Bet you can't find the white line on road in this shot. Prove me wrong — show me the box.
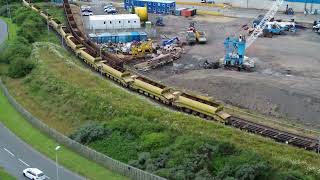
[18,158,30,167]
[45,175,51,179]
[3,148,15,157]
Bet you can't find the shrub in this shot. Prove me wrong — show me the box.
[69,122,111,144]
[0,37,32,64]
[141,132,171,151]
[8,57,34,78]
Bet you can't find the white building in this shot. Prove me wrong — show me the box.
[89,14,141,30]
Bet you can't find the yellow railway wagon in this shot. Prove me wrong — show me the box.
[31,5,40,12]
[23,0,30,7]
[59,26,68,37]
[173,93,224,120]
[131,76,171,102]
[101,64,129,81]
[49,18,61,30]
[39,11,49,20]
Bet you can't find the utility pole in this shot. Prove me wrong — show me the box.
[318,136,320,154]
[55,146,60,180]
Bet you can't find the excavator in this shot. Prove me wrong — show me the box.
[130,40,153,58]
[186,22,207,44]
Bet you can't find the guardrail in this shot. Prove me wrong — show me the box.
[0,79,166,180]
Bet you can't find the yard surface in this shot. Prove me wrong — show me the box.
[144,15,320,131]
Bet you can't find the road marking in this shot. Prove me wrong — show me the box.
[3,148,15,157]
[45,175,51,179]
[18,159,30,167]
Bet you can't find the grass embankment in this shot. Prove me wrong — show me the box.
[0,167,15,180]
[0,75,127,180]
[3,42,320,179]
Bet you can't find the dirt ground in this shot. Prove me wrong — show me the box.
[77,2,320,130]
[142,15,320,130]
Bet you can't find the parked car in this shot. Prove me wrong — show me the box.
[103,4,113,10]
[82,11,93,16]
[201,0,215,4]
[104,7,117,14]
[81,5,91,12]
[23,168,46,180]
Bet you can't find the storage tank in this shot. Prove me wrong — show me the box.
[135,7,148,21]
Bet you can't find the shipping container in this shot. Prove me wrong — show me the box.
[96,32,148,44]
[181,9,192,17]
[175,8,186,16]
[139,32,148,41]
[125,0,175,15]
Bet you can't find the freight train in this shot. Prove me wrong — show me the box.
[21,0,320,152]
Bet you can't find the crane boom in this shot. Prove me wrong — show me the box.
[245,0,284,49]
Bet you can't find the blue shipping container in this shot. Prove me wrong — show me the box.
[124,0,176,14]
[97,32,148,44]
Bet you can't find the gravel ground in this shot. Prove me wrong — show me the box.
[141,15,320,130]
[76,1,320,130]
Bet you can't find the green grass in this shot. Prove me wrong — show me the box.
[0,167,15,180]
[0,80,127,180]
[4,42,320,179]
[35,2,66,24]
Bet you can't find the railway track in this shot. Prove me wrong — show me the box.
[24,0,320,153]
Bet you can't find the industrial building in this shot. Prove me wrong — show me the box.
[124,0,176,14]
[89,14,141,30]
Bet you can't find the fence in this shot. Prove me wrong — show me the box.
[0,79,166,180]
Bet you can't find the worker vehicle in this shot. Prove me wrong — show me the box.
[130,41,153,58]
[23,168,46,180]
[82,11,93,16]
[313,20,320,33]
[104,7,117,14]
[162,37,179,46]
[195,31,207,43]
[155,17,164,26]
[223,36,254,71]
[81,5,91,12]
[201,0,215,3]
[284,5,294,15]
[186,31,196,45]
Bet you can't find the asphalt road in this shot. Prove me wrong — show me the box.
[0,123,84,180]
[0,19,8,44]
[0,19,83,180]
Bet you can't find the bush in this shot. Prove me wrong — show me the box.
[16,11,45,43]
[8,57,34,78]
[280,170,312,180]
[141,132,171,151]
[69,122,111,144]
[0,37,32,64]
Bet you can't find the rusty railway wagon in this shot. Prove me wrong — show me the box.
[22,0,320,152]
